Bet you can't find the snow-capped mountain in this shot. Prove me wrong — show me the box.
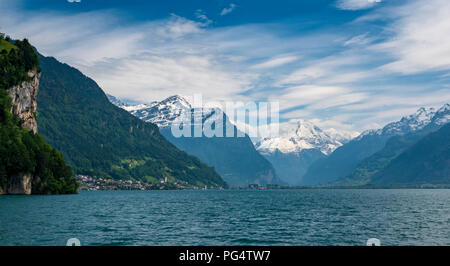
[358,104,450,139]
[430,103,450,126]
[323,128,360,145]
[255,120,357,156]
[254,120,358,185]
[107,94,126,107]
[303,103,450,186]
[108,94,219,128]
[107,94,282,187]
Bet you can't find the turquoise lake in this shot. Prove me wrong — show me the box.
[0,189,449,246]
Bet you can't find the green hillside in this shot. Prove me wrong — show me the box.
[0,39,17,53]
[372,123,450,185]
[36,54,227,188]
[0,35,77,194]
[334,130,433,186]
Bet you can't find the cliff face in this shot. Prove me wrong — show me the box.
[1,70,40,195]
[1,38,78,195]
[6,173,32,195]
[8,70,40,134]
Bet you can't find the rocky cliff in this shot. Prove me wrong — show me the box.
[1,70,40,195]
[0,37,77,195]
[8,70,40,134]
[5,173,32,195]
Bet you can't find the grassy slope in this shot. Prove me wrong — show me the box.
[0,39,17,52]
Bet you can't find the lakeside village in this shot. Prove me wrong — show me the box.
[76,175,450,190]
[75,175,280,191]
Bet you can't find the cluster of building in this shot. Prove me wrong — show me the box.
[75,175,197,191]
[75,175,283,191]
[229,184,282,190]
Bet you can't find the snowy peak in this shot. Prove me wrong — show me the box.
[323,128,360,144]
[437,103,450,112]
[432,103,450,126]
[107,94,155,112]
[107,94,127,107]
[291,120,322,139]
[255,120,355,155]
[359,103,450,138]
[108,94,223,128]
[158,95,192,110]
[383,106,435,134]
[131,95,192,127]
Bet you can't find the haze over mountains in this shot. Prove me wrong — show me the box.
[109,94,281,186]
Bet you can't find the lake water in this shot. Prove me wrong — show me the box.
[0,189,449,246]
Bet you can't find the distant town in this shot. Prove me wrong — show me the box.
[75,175,450,191]
[76,175,206,191]
[75,175,282,191]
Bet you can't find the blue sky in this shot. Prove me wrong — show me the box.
[1,0,450,133]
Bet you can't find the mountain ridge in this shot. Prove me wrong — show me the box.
[36,54,227,188]
[372,122,450,185]
[109,94,282,186]
[254,119,357,185]
[303,104,450,186]
[255,119,357,156]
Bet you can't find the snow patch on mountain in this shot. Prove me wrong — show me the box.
[108,94,223,128]
[108,94,359,156]
[323,128,360,144]
[358,104,450,140]
[255,120,357,155]
[432,103,450,125]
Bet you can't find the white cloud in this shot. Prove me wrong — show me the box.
[67,0,81,3]
[374,0,450,74]
[336,0,382,10]
[195,9,213,26]
[155,14,205,39]
[251,55,299,69]
[0,8,253,103]
[87,54,256,103]
[220,3,236,16]
[1,0,448,133]
[270,85,350,111]
[276,54,369,86]
[343,33,374,46]
[340,89,450,112]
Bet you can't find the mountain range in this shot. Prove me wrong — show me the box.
[36,53,227,188]
[303,104,450,186]
[371,122,450,185]
[108,94,281,186]
[255,120,357,185]
[110,92,450,187]
[2,34,448,192]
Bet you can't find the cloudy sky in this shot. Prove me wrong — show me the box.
[1,0,450,133]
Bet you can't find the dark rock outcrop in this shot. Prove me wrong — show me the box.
[6,173,32,195]
[8,70,40,134]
